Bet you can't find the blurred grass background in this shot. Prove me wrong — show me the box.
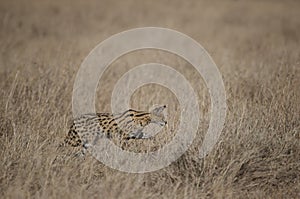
[0,0,299,198]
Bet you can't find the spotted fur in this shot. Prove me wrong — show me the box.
[63,105,167,153]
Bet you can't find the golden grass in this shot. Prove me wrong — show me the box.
[0,0,299,198]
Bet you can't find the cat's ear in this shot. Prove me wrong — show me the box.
[150,105,166,115]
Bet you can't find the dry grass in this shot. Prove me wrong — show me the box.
[0,0,300,198]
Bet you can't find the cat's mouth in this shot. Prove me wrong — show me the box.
[159,121,167,126]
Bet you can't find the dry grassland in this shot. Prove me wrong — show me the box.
[0,0,299,198]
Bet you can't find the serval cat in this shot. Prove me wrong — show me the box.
[63,105,167,154]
